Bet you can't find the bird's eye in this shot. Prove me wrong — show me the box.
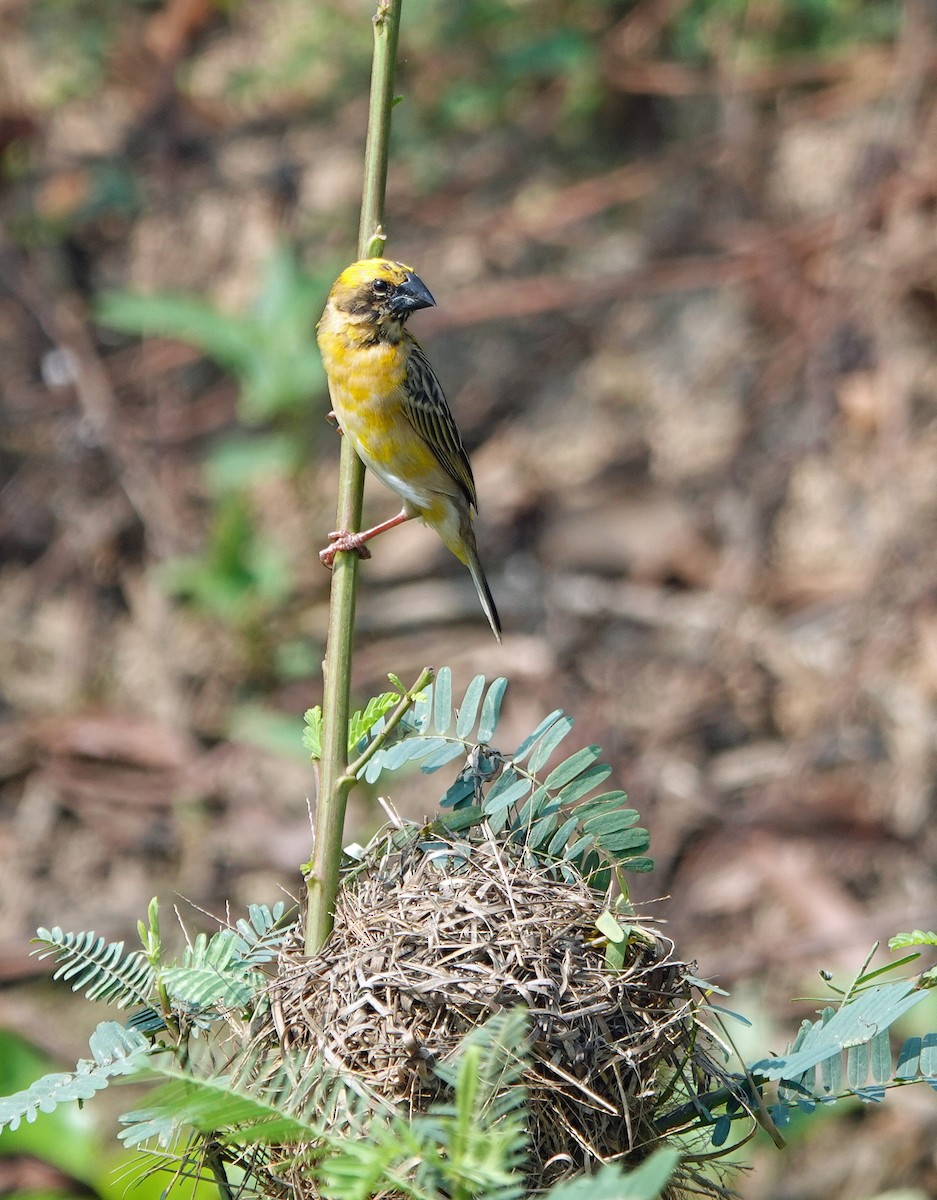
[372,278,389,295]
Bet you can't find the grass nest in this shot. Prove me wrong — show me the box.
[253,823,729,1197]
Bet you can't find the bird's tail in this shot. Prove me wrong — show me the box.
[450,524,501,643]
[466,542,502,643]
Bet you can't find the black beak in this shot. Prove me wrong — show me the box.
[389,272,436,315]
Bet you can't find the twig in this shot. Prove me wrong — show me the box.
[343,667,435,782]
[305,0,403,955]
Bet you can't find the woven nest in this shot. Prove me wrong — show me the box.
[256,826,723,1196]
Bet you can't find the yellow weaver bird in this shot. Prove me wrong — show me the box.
[316,258,502,642]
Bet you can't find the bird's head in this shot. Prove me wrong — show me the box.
[321,258,436,343]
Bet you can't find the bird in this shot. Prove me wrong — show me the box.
[316,258,502,642]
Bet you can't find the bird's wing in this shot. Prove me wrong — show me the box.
[402,336,478,510]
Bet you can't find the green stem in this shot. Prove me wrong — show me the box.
[305,0,403,955]
[345,667,435,780]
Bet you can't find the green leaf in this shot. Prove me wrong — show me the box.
[555,763,613,804]
[87,1023,149,1071]
[605,939,627,970]
[409,736,448,762]
[895,1036,921,1080]
[483,770,533,815]
[478,677,508,742]
[546,815,579,857]
[205,432,302,492]
[161,930,263,1009]
[750,982,929,1080]
[563,834,594,862]
[32,929,154,1009]
[160,490,292,622]
[512,708,565,763]
[317,1009,529,1200]
[0,1030,99,1181]
[846,1041,869,1090]
[889,929,937,950]
[705,1004,752,1027]
[711,1112,732,1146]
[0,1024,150,1134]
[543,1148,680,1200]
[544,746,602,791]
[348,692,399,752]
[595,912,628,943]
[586,863,612,894]
[229,705,306,761]
[439,807,487,834]
[526,714,575,773]
[233,902,290,967]
[581,809,639,837]
[512,787,553,832]
[585,825,649,855]
[119,1070,317,1149]
[420,741,467,773]
[456,675,486,738]
[853,953,923,988]
[412,688,433,733]
[361,752,386,784]
[440,775,476,808]
[302,707,322,759]
[380,738,435,771]
[96,292,256,372]
[869,1029,891,1084]
[527,814,559,850]
[820,1041,842,1095]
[574,791,633,820]
[433,667,453,734]
[486,804,511,835]
[920,1032,937,1079]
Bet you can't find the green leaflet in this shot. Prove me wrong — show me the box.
[340,670,654,884]
[0,1023,150,1133]
[32,929,154,1009]
[543,1149,680,1200]
[751,982,928,1080]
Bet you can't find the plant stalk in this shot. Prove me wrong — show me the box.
[305,0,403,955]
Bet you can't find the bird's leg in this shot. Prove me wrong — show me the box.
[319,509,413,568]
[325,410,343,435]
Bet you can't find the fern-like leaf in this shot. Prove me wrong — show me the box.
[351,671,653,882]
[752,981,928,1083]
[234,901,291,965]
[741,981,937,1129]
[889,929,937,949]
[120,1047,369,1151]
[543,1149,680,1200]
[32,928,155,1009]
[0,1022,150,1132]
[161,930,266,1009]
[322,1010,529,1200]
[120,1073,314,1149]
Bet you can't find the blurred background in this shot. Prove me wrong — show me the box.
[2,0,937,1195]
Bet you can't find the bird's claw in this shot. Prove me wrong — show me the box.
[325,410,343,435]
[318,530,372,569]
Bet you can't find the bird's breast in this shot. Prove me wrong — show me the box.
[318,331,449,511]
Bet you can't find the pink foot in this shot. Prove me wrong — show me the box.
[318,530,372,569]
[325,410,343,434]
